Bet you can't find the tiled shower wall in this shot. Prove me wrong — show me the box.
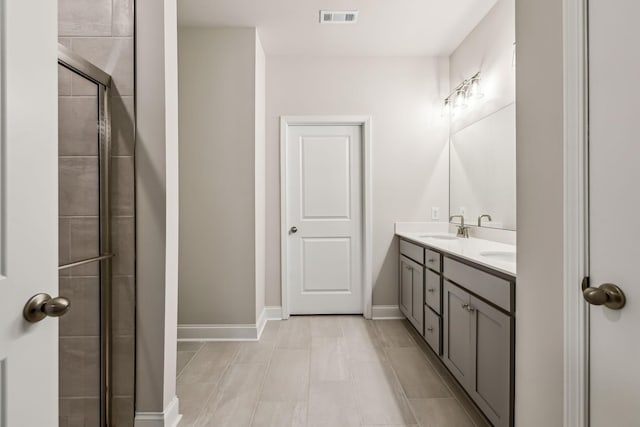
[58,0,135,425]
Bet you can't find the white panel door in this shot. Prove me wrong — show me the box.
[0,0,59,425]
[286,125,363,314]
[588,0,640,425]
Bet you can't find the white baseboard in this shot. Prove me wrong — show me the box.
[135,396,181,427]
[371,305,404,320]
[178,306,283,342]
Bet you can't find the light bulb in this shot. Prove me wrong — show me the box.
[467,77,483,100]
[453,89,467,109]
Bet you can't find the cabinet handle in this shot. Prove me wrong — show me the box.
[428,288,435,293]
[461,303,468,310]
[427,326,434,332]
[461,303,476,313]
[427,258,436,263]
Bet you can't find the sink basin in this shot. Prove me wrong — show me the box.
[479,250,516,263]
[419,233,458,240]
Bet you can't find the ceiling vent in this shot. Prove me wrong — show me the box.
[319,10,359,24]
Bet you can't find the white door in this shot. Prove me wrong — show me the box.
[588,0,640,425]
[0,0,59,425]
[285,124,363,314]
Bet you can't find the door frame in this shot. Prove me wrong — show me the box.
[280,116,373,320]
[563,0,590,425]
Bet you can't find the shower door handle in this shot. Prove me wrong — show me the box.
[23,293,71,322]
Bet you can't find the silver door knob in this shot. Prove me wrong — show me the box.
[582,278,626,310]
[290,226,298,234]
[23,293,71,323]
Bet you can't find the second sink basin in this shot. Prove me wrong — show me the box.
[479,250,516,263]
[419,233,458,240]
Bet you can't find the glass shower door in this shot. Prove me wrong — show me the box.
[58,46,113,426]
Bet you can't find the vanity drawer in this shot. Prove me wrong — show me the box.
[425,269,441,314]
[443,257,513,313]
[424,248,441,272]
[424,306,441,355]
[400,239,424,264]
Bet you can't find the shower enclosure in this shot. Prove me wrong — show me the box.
[58,44,115,426]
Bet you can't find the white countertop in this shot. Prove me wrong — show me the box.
[396,231,517,277]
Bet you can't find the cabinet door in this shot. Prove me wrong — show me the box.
[411,263,424,334]
[399,257,413,318]
[469,296,512,427]
[442,281,473,389]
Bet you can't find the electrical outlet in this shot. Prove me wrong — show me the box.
[431,207,440,220]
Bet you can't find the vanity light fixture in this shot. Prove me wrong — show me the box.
[443,72,483,116]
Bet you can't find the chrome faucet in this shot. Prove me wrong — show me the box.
[449,215,470,238]
[477,214,492,227]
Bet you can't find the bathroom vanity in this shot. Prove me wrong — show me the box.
[397,232,516,427]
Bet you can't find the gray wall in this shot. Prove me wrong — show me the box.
[515,0,564,424]
[178,27,266,325]
[58,0,135,424]
[265,56,450,307]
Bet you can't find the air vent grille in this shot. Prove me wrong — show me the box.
[319,10,359,24]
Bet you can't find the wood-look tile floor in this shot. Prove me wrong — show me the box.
[176,316,491,427]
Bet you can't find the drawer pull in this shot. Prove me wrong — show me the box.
[462,304,476,313]
[428,288,435,293]
[427,258,436,263]
[427,326,434,332]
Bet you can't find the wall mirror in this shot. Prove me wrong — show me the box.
[449,102,516,231]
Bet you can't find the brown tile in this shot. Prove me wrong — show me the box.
[386,347,450,399]
[111,156,135,216]
[67,217,100,276]
[71,70,101,96]
[111,96,135,156]
[59,157,100,216]
[113,276,135,335]
[59,97,99,156]
[59,397,100,426]
[59,276,100,337]
[308,381,360,427]
[408,398,475,427]
[60,337,100,397]
[112,396,134,427]
[71,38,134,96]
[259,349,309,402]
[59,64,72,96]
[112,336,135,396]
[112,217,135,275]
[112,0,134,36]
[251,401,307,427]
[59,217,71,266]
[195,364,266,426]
[178,342,239,385]
[58,0,112,36]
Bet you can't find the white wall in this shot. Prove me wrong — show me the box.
[135,0,179,419]
[178,27,266,325]
[515,0,564,424]
[255,34,266,321]
[449,0,516,134]
[266,56,450,306]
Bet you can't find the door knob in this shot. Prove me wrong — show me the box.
[290,226,298,234]
[581,277,626,310]
[23,293,71,323]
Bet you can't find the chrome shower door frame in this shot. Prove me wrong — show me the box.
[58,43,114,427]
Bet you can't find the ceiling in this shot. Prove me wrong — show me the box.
[178,0,499,56]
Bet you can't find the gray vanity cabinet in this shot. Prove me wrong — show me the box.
[399,255,424,334]
[443,280,513,427]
